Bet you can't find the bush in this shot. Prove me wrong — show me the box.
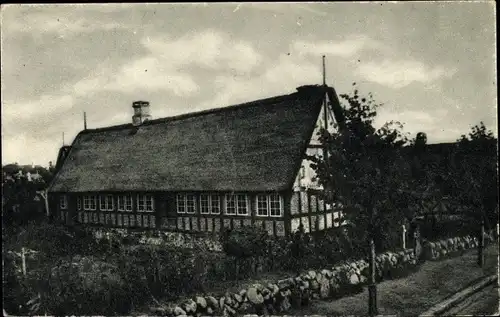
[116,243,220,301]
[221,226,269,258]
[23,255,131,315]
[6,221,101,258]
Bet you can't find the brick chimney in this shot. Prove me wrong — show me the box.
[132,101,152,126]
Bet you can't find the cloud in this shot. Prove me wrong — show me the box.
[264,55,322,85]
[357,60,457,88]
[70,29,262,97]
[1,133,60,166]
[292,36,381,58]
[246,3,328,16]
[5,12,130,38]
[142,30,262,72]
[1,94,74,121]
[105,56,200,96]
[194,54,322,111]
[375,107,467,143]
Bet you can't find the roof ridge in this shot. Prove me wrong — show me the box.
[82,86,325,134]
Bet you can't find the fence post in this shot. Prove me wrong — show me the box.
[478,219,485,267]
[368,237,378,317]
[21,247,27,277]
[402,225,406,249]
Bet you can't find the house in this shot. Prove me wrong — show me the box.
[48,84,347,237]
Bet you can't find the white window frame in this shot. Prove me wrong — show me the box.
[225,194,236,215]
[210,194,221,215]
[99,194,114,211]
[176,194,186,214]
[186,194,196,214]
[255,194,283,217]
[118,194,133,212]
[269,193,283,217]
[199,194,221,215]
[83,195,97,211]
[200,194,210,214]
[256,194,268,216]
[137,194,154,213]
[60,195,68,210]
[236,194,249,216]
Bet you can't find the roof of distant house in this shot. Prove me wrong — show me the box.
[49,85,344,193]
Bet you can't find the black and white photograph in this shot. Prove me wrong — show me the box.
[1,2,498,316]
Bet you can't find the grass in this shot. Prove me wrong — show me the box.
[285,244,499,316]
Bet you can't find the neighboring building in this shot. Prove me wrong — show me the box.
[48,85,346,236]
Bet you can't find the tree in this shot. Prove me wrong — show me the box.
[407,132,454,236]
[308,83,411,316]
[452,122,497,266]
[2,163,54,227]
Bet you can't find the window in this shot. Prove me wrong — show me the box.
[177,194,196,214]
[176,194,186,214]
[236,194,248,215]
[225,194,236,215]
[200,194,210,214]
[118,195,133,212]
[77,197,82,210]
[255,194,282,217]
[60,195,68,210]
[269,194,282,217]
[256,194,268,216]
[210,194,220,214]
[83,195,97,211]
[137,194,154,212]
[199,194,221,215]
[186,194,196,214]
[99,195,114,211]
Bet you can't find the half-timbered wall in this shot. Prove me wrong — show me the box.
[51,191,288,237]
[289,189,345,234]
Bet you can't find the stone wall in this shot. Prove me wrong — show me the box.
[150,231,498,317]
[150,248,418,316]
[422,229,496,261]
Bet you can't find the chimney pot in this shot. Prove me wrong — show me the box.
[132,101,152,126]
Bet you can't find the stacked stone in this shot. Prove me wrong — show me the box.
[152,248,421,317]
[152,232,497,317]
[422,233,497,261]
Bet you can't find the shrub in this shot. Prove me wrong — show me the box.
[42,256,130,315]
[221,226,269,258]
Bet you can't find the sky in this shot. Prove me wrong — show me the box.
[1,2,497,166]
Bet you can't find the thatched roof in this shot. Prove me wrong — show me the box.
[49,85,343,193]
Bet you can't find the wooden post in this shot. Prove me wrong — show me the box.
[368,237,378,316]
[322,55,326,86]
[21,247,27,277]
[478,218,485,267]
[40,190,50,217]
[402,224,406,250]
